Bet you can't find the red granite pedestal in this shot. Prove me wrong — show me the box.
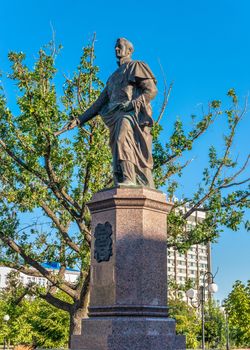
[71,187,186,350]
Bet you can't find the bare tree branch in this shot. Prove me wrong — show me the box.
[0,138,82,222]
[161,158,194,182]
[40,291,72,312]
[44,141,81,213]
[0,139,48,184]
[157,111,220,169]
[195,193,250,212]
[182,102,249,220]
[88,32,96,103]
[218,155,250,189]
[77,220,91,245]
[49,21,57,58]
[219,177,250,190]
[0,261,43,277]
[41,202,81,253]
[156,60,173,124]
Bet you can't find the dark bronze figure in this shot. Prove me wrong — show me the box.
[66,38,157,187]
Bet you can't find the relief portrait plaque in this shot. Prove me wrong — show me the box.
[94,222,113,263]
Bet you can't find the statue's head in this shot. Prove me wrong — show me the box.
[115,38,134,60]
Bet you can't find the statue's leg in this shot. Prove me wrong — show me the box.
[141,167,155,188]
[113,173,119,186]
[120,160,136,185]
[114,116,137,185]
[113,163,123,186]
[134,165,155,188]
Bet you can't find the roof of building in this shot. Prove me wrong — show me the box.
[41,262,79,272]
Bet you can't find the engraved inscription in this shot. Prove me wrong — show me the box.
[94,222,113,263]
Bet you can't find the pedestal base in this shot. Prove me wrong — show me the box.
[71,317,185,350]
[71,187,186,350]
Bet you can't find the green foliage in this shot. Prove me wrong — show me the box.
[0,39,111,275]
[168,282,228,348]
[167,210,221,252]
[0,38,112,338]
[168,299,200,348]
[0,284,69,347]
[203,300,226,349]
[169,295,227,348]
[224,280,250,347]
[151,89,249,251]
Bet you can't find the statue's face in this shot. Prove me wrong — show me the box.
[115,40,131,59]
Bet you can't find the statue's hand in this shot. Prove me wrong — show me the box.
[67,118,80,130]
[121,101,134,112]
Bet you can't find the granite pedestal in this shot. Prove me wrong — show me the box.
[71,187,185,350]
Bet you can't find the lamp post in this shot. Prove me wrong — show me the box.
[186,271,218,350]
[225,310,230,350]
[3,314,10,350]
[220,305,230,350]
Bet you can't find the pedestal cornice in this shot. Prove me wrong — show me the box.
[87,186,173,214]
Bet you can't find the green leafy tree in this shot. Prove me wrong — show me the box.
[224,280,250,347]
[0,35,249,343]
[169,295,226,348]
[0,272,69,347]
[168,278,194,300]
[203,300,225,349]
[168,299,200,348]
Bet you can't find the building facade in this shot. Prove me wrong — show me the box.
[167,242,211,299]
[167,210,212,301]
[0,262,80,289]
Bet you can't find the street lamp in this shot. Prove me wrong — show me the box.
[3,314,10,350]
[186,271,218,350]
[220,305,230,350]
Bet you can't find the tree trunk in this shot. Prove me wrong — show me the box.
[69,307,85,347]
[68,287,90,347]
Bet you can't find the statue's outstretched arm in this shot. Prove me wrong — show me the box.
[78,87,109,126]
[54,88,109,136]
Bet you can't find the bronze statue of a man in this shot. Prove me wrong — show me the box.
[68,38,157,188]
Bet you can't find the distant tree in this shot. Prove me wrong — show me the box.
[224,280,250,347]
[203,300,225,349]
[168,283,227,348]
[168,298,200,348]
[0,35,249,343]
[168,278,194,300]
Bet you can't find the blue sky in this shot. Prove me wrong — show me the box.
[0,0,249,301]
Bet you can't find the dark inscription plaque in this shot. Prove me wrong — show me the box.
[94,222,113,263]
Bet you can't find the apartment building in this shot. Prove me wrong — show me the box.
[167,210,212,300]
[167,242,211,298]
